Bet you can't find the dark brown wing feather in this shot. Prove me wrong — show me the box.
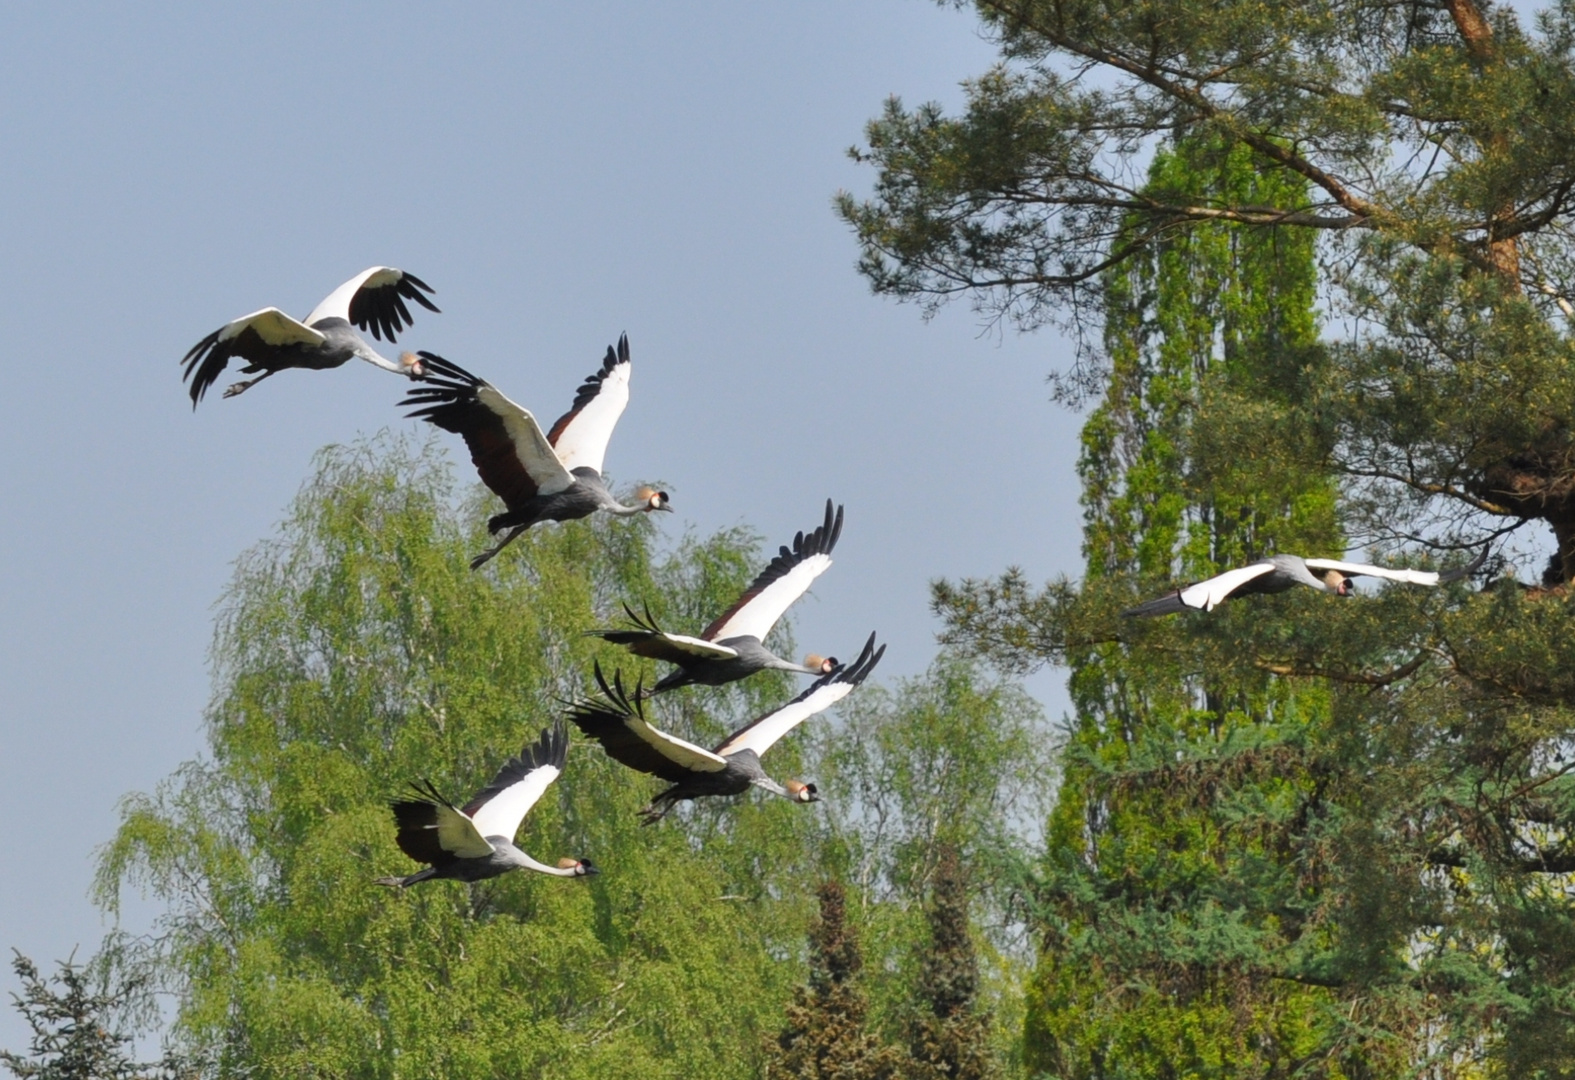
[401,352,541,509]
[388,781,461,868]
[180,324,286,405]
[564,664,699,783]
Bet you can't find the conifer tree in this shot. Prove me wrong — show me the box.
[766,882,908,1080]
[1011,136,1354,1078]
[907,845,996,1080]
[0,952,171,1080]
[845,1,1575,1073]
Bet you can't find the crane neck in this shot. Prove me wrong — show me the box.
[750,776,792,800]
[514,850,581,877]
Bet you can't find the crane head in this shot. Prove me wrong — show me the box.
[636,486,672,513]
[786,779,820,804]
[398,351,427,378]
[1319,570,1351,596]
[804,654,837,675]
[559,857,600,876]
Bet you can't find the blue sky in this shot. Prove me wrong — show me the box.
[0,1,1082,1044]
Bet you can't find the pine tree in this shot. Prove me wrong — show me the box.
[0,952,167,1080]
[848,1,1575,1072]
[907,845,996,1080]
[766,882,908,1080]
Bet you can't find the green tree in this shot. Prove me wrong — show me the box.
[810,655,1051,1060]
[1,951,177,1080]
[1018,136,1355,1078]
[844,2,1575,1074]
[95,433,826,1080]
[765,881,908,1080]
[906,845,997,1080]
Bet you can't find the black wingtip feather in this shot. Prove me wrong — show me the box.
[1120,591,1191,618]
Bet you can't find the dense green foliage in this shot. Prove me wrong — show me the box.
[907,845,997,1080]
[89,434,1049,1079]
[846,2,1575,1076]
[765,881,908,1080]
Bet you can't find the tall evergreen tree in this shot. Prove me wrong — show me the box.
[766,882,908,1080]
[0,952,173,1080]
[907,845,996,1080]
[1018,137,1353,1078]
[843,2,1575,1072]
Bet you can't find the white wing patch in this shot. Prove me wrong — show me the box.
[1179,562,1278,611]
[651,633,738,660]
[1304,559,1440,586]
[469,761,562,842]
[432,803,495,860]
[708,553,832,643]
[304,266,400,326]
[553,361,630,475]
[477,385,577,495]
[629,714,730,773]
[716,679,855,759]
[218,308,326,348]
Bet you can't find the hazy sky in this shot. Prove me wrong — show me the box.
[0,1,1084,1044]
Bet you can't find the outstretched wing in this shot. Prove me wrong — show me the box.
[565,663,729,781]
[588,603,740,662]
[1305,549,1488,586]
[703,501,843,643]
[389,781,494,866]
[1122,562,1278,616]
[715,632,884,759]
[181,307,326,405]
[466,723,567,842]
[402,352,576,507]
[547,335,631,475]
[304,266,439,341]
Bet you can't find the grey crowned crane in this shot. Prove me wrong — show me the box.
[182,267,438,405]
[568,632,884,823]
[589,500,844,695]
[1122,549,1487,617]
[375,722,598,888]
[401,337,671,570]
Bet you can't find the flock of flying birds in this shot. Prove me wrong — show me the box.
[182,266,1486,891]
[182,267,883,889]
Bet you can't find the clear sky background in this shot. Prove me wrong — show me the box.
[0,1,1084,1043]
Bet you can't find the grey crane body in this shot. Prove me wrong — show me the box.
[642,749,796,822]
[481,466,661,568]
[647,635,828,695]
[401,345,670,570]
[1221,554,1332,598]
[1122,549,1487,617]
[568,634,884,824]
[182,268,437,405]
[592,501,845,695]
[375,723,597,890]
[380,837,554,888]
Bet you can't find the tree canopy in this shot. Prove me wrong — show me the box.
[843,3,1575,1075]
[84,434,1048,1079]
[841,0,1575,577]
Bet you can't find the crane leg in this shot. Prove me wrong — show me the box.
[222,369,278,398]
[469,525,527,570]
